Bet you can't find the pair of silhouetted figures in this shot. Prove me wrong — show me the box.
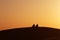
[1,24,60,40]
[32,24,39,28]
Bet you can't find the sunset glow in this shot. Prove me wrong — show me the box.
[0,0,60,30]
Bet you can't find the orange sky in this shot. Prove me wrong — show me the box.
[0,0,60,30]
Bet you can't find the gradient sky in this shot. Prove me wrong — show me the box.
[0,0,60,30]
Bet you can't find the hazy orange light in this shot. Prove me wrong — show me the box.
[0,0,60,30]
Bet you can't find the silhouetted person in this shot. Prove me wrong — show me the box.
[32,24,35,28]
[36,24,38,28]
[32,24,36,30]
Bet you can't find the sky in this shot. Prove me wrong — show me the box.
[0,0,60,30]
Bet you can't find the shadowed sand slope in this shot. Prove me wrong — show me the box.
[0,25,60,40]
